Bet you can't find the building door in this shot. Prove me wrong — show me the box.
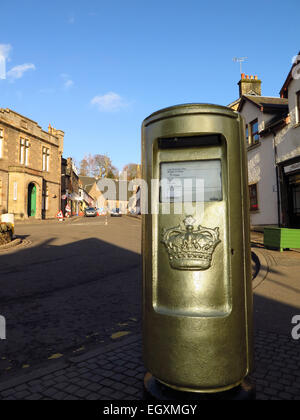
[28,183,37,217]
[288,174,300,228]
[291,184,300,228]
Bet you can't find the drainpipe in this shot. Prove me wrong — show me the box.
[275,165,281,227]
[272,130,281,227]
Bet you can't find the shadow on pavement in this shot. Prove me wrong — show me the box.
[252,294,300,399]
[253,294,300,336]
[0,236,299,400]
[0,237,142,378]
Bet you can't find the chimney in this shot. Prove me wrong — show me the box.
[49,125,65,155]
[55,129,65,155]
[238,74,262,97]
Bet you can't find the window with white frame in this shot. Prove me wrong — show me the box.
[245,125,249,146]
[20,138,29,165]
[249,119,260,146]
[0,128,3,159]
[249,184,259,211]
[13,182,18,201]
[42,147,50,171]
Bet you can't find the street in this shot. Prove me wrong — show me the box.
[0,216,141,379]
[0,219,300,400]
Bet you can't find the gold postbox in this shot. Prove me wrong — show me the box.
[142,104,253,394]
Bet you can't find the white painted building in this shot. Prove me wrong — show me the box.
[229,74,289,227]
[275,54,300,228]
[238,95,288,226]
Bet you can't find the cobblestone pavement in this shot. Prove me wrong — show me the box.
[0,327,299,400]
[253,330,300,400]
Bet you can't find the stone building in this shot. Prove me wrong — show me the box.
[78,181,96,214]
[0,108,64,219]
[79,176,102,209]
[61,158,80,216]
[96,178,136,214]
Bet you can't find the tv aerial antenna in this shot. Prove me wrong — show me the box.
[233,57,248,74]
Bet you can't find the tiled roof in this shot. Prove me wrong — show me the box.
[238,95,289,113]
[243,95,288,107]
[280,51,300,98]
[79,176,97,189]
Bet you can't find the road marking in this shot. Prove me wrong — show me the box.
[48,353,63,360]
[111,331,131,340]
[69,222,106,226]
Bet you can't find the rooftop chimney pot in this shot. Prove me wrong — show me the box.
[238,73,262,97]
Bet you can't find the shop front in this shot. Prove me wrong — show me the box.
[61,192,80,217]
[279,159,300,228]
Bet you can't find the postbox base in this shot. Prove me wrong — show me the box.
[144,373,256,401]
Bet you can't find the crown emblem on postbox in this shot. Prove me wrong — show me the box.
[161,216,221,271]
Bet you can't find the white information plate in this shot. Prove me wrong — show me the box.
[160,160,222,202]
[284,162,300,174]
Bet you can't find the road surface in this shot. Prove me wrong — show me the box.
[0,216,141,379]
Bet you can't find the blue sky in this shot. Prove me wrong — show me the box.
[0,0,299,171]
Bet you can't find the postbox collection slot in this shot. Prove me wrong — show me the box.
[158,135,221,149]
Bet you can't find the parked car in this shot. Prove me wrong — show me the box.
[110,208,122,217]
[84,207,97,217]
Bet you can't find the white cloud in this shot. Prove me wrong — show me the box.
[6,63,36,81]
[0,44,12,80]
[64,79,74,89]
[68,15,75,24]
[61,73,74,90]
[0,44,12,60]
[0,44,35,82]
[91,92,128,112]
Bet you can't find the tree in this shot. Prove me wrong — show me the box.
[94,154,118,179]
[79,157,88,176]
[121,163,140,180]
[79,154,96,177]
[79,154,118,178]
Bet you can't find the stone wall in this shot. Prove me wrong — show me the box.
[0,108,64,219]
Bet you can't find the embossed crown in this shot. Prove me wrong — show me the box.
[161,216,221,271]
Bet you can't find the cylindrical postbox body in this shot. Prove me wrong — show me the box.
[142,104,253,393]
